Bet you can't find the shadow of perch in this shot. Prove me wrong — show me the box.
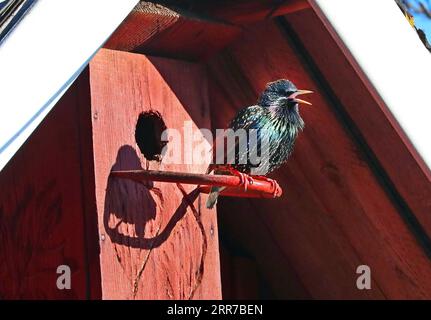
[103,145,202,250]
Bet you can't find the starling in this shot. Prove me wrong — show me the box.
[206,79,312,209]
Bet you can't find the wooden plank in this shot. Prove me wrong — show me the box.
[75,68,103,299]
[286,9,431,247]
[89,48,221,299]
[218,246,261,299]
[104,2,180,52]
[105,1,309,61]
[104,1,242,60]
[197,0,310,24]
[134,19,242,61]
[207,20,431,299]
[0,76,95,299]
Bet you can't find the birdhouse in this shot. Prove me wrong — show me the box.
[1,0,431,300]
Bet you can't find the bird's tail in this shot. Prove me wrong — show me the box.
[206,186,226,209]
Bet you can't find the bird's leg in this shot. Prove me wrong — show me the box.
[253,176,282,198]
[228,168,254,192]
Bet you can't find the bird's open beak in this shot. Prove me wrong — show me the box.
[290,90,313,106]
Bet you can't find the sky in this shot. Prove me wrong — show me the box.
[414,12,431,39]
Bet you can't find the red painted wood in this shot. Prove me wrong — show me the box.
[89,49,221,299]
[0,74,98,299]
[202,0,310,24]
[104,3,180,52]
[75,69,103,299]
[286,8,431,243]
[104,2,241,61]
[134,19,241,61]
[207,20,431,299]
[221,253,260,299]
[104,1,309,60]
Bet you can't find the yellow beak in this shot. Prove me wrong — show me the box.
[290,90,313,106]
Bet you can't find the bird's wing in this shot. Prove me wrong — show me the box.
[224,105,268,172]
[229,105,265,130]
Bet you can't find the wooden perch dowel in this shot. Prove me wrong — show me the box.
[110,169,283,199]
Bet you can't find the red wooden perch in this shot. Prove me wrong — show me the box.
[110,170,283,199]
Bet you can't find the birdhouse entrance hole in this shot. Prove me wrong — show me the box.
[135,111,167,161]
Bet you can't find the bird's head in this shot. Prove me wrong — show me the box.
[258,79,313,112]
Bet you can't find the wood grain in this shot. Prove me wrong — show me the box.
[286,9,431,247]
[134,19,242,61]
[89,48,221,299]
[199,0,310,24]
[104,1,309,60]
[0,75,96,299]
[104,2,180,52]
[207,19,431,299]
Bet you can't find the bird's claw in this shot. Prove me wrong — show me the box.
[270,179,282,198]
[228,169,281,197]
[229,169,254,192]
[256,176,281,198]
